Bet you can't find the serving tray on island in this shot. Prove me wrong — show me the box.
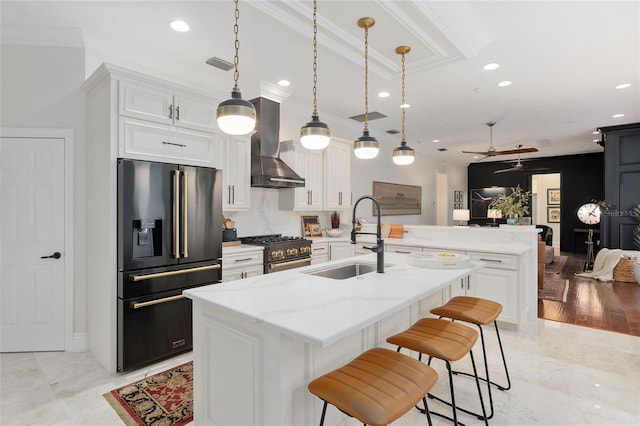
[406,251,471,269]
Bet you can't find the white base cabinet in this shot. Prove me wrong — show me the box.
[221,134,251,211]
[310,242,329,264]
[222,248,264,282]
[329,241,355,260]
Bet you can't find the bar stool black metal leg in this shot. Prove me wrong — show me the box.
[494,320,512,391]
[318,400,327,426]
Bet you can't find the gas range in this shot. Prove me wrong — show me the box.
[239,234,312,274]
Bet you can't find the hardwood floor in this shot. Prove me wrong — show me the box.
[538,252,640,336]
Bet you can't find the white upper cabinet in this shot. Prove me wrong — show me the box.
[119,80,216,132]
[324,139,352,210]
[222,134,251,211]
[279,138,351,211]
[279,140,324,211]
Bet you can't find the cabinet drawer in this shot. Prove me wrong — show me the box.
[468,252,517,270]
[385,244,422,254]
[222,250,264,268]
[311,242,329,255]
[173,129,219,167]
[422,248,466,256]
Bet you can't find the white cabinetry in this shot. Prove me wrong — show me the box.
[311,242,329,264]
[279,138,351,211]
[81,63,222,372]
[221,134,251,211]
[279,140,324,211]
[324,139,352,209]
[329,241,355,260]
[119,79,216,132]
[222,248,264,282]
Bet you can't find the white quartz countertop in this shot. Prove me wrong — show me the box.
[184,253,484,347]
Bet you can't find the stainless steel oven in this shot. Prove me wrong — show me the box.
[239,235,312,274]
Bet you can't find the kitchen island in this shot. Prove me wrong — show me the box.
[184,252,484,426]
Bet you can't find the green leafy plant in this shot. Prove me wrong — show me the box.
[489,185,531,218]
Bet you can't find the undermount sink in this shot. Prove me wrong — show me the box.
[305,262,382,280]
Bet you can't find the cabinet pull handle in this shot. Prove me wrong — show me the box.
[394,250,411,254]
[129,264,220,281]
[169,104,173,119]
[235,258,253,262]
[182,171,188,258]
[176,105,180,120]
[232,185,235,204]
[478,258,502,263]
[460,279,464,290]
[162,141,187,147]
[314,247,326,252]
[467,278,470,290]
[131,294,184,310]
[339,191,342,205]
[228,185,232,204]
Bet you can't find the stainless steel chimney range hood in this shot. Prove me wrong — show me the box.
[249,97,305,189]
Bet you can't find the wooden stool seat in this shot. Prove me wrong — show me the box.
[308,347,438,426]
[386,318,478,361]
[430,296,502,325]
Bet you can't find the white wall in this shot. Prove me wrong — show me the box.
[532,173,561,249]
[0,45,88,339]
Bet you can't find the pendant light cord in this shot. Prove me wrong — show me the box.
[363,24,370,132]
[232,0,240,92]
[312,0,319,115]
[400,50,406,143]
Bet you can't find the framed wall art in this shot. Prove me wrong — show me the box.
[547,206,561,223]
[301,215,320,237]
[372,181,422,216]
[547,188,560,205]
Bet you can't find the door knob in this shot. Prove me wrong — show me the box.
[41,252,61,259]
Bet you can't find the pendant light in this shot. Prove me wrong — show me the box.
[392,45,415,165]
[300,0,331,150]
[354,17,379,160]
[216,0,256,136]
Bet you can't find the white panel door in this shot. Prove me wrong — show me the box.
[1,137,65,351]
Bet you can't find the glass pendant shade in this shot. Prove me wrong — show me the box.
[392,141,415,165]
[354,130,379,159]
[217,90,256,136]
[300,114,331,150]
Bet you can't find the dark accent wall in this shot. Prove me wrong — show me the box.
[599,122,640,250]
[468,152,604,252]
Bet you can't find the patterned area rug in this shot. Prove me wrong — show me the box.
[545,255,569,274]
[104,362,193,426]
[539,277,570,302]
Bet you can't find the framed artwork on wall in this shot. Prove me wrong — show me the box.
[470,187,513,219]
[547,188,560,205]
[309,223,322,237]
[372,181,422,216]
[547,206,561,223]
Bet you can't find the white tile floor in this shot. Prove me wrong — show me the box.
[1,319,638,426]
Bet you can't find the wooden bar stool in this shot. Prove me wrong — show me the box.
[431,296,512,419]
[386,318,488,426]
[308,347,438,426]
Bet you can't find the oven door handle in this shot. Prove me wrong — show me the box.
[129,264,221,281]
[130,294,184,310]
[268,258,311,271]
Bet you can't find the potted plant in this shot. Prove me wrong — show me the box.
[489,185,531,225]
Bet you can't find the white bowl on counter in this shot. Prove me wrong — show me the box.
[325,228,345,237]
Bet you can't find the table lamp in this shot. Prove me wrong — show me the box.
[453,209,470,226]
[487,209,502,226]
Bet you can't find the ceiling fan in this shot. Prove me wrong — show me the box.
[462,122,539,159]
[493,146,550,173]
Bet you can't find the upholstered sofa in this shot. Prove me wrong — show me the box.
[536,225,555,264]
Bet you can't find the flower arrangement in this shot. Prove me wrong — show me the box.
[489,185,531,219]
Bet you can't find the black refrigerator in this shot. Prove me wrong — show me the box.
[117,158,222,371]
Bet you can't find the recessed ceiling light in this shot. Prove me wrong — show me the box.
[497,80,512,87]
[378,91,390,98]
[432,139,440,143]
[593,139,600,142]
[592,130,599,134]
[473,155,480,159]
[615,83,631,89]
[277,80,290,87]
[170,20,190,32]
[612,113,625,118]
[400,103,410,109]
[483,63,500,71]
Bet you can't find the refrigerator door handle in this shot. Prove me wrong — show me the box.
[128,264,221,281]
[182,171,188,258]
[172,169,180,258]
